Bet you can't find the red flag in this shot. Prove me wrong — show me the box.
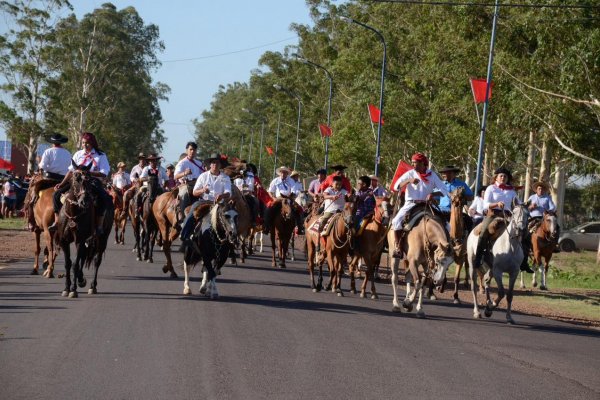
[368,104,385,125]
[319,124,332,137]
[390,160,412,192]
[470,78,494,104]
[254,176,273,207]
[265,146,274,156]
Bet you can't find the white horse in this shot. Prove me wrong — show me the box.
[466,202,529,324]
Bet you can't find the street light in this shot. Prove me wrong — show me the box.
[273,84,302,171]
[339,16,387,177]
[296,56,333,171]
[242,106,267,177]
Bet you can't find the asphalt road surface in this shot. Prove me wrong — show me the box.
[1,232,599,400]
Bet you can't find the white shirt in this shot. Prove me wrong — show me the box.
[469,197,485,218]
[393,169,449,201]
[112,171,131,189]
[140,165,168,186]
[291,179,304,193]
[268,176,298,198]
[323,187,347,212]
[483,184,519,211]
[69,149,110,176]
[130,163,145,182]
[193,171,232,202]
[234,173,255,192]
[39,146,71,175]
[175,157,204,183]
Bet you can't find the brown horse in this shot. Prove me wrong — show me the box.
[348,198,392,299]
[390,210,454,317]
[128,185,143,260]
[522,211,559,290]
[152,187,180,278]
[109,186,128,245]
[268,198,296,268]
[229,186,253,264]
[30,184,58,277]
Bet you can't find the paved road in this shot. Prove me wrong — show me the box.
[1,232,599,400]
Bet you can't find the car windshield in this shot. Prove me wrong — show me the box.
[571,222,599,231]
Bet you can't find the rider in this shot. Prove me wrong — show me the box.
[316,175,348,253]
[264,166,302,234]
[473,167,533,273]
[369,174,389,199]
[390,153,450,258]
[436,165,473,220]
[130,153,147,184]
[468,186,487,227]
[527,181,555,228]
[308,168,327,200]
[319,164,352,193]
[235,163,260,225]
[112,162,131,191]
[180,153,231,244]
[27,133,71,230]
[355,175,376,232]
[290,170,304,193]
[48,132,111,234]
[139,154,167,199]
[164,164,177,191]
[174,142,204,221]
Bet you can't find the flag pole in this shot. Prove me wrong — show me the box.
[474,0,500,196]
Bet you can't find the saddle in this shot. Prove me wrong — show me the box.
[308,211,340,237]
[401,203,444,233]
[472,217,507,241]
[356,214,374,237]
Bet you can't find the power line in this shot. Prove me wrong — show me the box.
[370,0,600,9]
[160,37,297,63]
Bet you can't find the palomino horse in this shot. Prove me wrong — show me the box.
[141,174,162,263]
[348,198,392,299]
[109,185,128,245]
[152,187,180,278]
[183,201,238,299]
[390,207,454,317]
[228,185,253,264]
[305,201,354,295]
[521,211,559,290]
[128,184,144,260]
[267,197,296,268]
[55,164,114,297]
[466,203,529,324]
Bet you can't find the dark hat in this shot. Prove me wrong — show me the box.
[137,152,146,159]
[439,165,461,174]
[532,181,549,191]
[47,133,68,144]
[166,164,174,170]
[494,167,513,182]
[145,153,162,161]
[246,163,258,175]
[316,168,327,175]
[330,164,347,171]
[204,153,229,168]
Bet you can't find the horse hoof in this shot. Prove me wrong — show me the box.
[540,285,547,291]
[429,295,437,301]
[199,286,207,295]
[31,269,39,275]
[77,277,87,288]
[359,292,366,298]
[183,288,191,295]
[484,309,493,318]
[312,288,318,293]
[336,289,344,297]
[532,282,538,288]
[147,259,153,264]
[371,293,378,300]
[61,290,69,297]
[474,313,481,319]
[507,318,516,325]
[453,298,461,305]
[88,288,97,295]
[416,310,425,318]
[68,291,78,298]
[402,303,413,312]
[114,241,118,244]
[170,272,178,279]
[520,284,526,289]
[136,257,141,261]
[392,305,402,313]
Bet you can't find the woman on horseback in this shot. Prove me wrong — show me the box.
[49,132,112,234]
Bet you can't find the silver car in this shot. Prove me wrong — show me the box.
[558,221,600,252]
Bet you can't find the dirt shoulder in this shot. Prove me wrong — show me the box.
[0,228,35,265]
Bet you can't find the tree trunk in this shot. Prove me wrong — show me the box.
[539,139,552,183]
[523,130,536,200]
[597,239,600,264]
[552,163,566,228]
[483,149,490,185]
[27,135,38,174]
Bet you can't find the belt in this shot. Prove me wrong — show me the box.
[43,171,65,181]
[407,200,426,204]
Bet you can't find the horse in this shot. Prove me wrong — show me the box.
[109,185,128,245]
[182,201,238,299]
[521,211,559,290]
[29,182,58,277]
[141,174,162,263]
[152,187,180,278]
[289,191,312,262]
[54,163,114,298]
[348,198,392,299]
[389,206,454,317]
[228,185,253,264]
[267,197,296,268]
[128,184,144,260]
[305,201,354,295]
[466,202,529,324]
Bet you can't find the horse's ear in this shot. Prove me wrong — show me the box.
[512,198,519,210]
[71,160,78,170]
[82,163,92,172]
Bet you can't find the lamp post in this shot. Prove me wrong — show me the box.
[242,107,267,177]
[297,56,333,171]
[339,16,386,177]
[273,84,302,171]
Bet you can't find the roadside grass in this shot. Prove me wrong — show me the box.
[517,290,600,322]
[0,217,26,231]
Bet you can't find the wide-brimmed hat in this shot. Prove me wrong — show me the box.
[276,166,291,174]
[137,152,146,159]
[145,153,162,161]
[439,165,461,174]
[290,170,299,177]
[47,133,68,144]
[316,168,327,175]
[204,153,229,168]
[494,167,513,182]
[117,161,126,168]
[368,174,379,181]
[532,181,549,191]
[330,164,347,171]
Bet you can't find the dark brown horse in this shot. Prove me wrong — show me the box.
[268,198,296,268]
[141,174,161,263]
[109,186,128,245]
[523,211,559,290]
[54,164,114,297]
[152,187,180,278]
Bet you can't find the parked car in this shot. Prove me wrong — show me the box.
[558,221,600,252]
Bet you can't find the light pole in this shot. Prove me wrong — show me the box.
[242,107,267,177]
[297,56,333,171]
[273,112,281,180]
[273,84,302,171]
[339,16,386,177]
[233,118,247,159]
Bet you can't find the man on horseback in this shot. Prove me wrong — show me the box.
[308,168,327,200]
[319,164,352,193]
[264,166,304,234]
[469,186,487,227]
[180,153,231,245]
[234,162,260,226]
[369,174,389,199]
[164,164,177,191]
[130,153,147,184]
[26,133,71,231]
[48,132,112,235]
[316,175,348,253]
[352,175,376,254]
[527,181,555,229]
[436,165,473,219]
[174,142,205,222]
[140,154,167,195]
[391,153,450,258]
[112,162,131,191]
[473,167,533,273]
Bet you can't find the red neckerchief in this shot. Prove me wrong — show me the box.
[188,157,204,173]
[415,168,431,183]
[150,168,158,175]
[81,151,97,167]
[497,183,514,190]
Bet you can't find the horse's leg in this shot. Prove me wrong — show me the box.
[278,231,288,269]
[469,263,481,319]
[307,237,318,292]
[290,234,295,261]
[61,244,72,297]
[114,212,119,244]
[453,261,462,304]
[325,249,334,291]
[415,278,426,318]
[349,256,357,294]
[69,244,86,298]
[164,228,179,278]
[183,260,192,295]
[259,232,263,253]
[88,252,101,294]
[335,256,344,297]
[540,253,550,290]
[368,259,378,300]
[270,230,277,268]
[42,230,55,278]
[427,278,437,301]
[147,228,156,263]
[359,257,369,299]
[391,258,401,312]
[32,230,41,275]
[402,262,418,312]
[505,269,518,324]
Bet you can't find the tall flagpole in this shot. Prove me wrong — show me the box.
[475,0,500,195]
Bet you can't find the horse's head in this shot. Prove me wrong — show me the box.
[432,242,454,286]
[217,201,238,243]
[450,186,465,207]
[342,200,355,225]
[70,163,93,209]
[375,198,392,226]
[147,173,160,200]
[280,197,294,220]
[510,201,529,237]
[542,211,559,240]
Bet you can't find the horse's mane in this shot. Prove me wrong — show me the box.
[210,203,220,231]
[223,164,245,179]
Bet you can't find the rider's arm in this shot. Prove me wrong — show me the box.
[192,174,206,197]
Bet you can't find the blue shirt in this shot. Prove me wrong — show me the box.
[438,178,473,212]
[527,193,555,218]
